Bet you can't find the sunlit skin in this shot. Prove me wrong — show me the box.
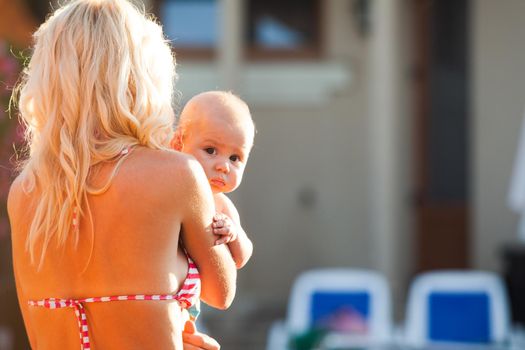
[172,91,254,269]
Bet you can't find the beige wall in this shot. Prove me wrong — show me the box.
[472,0,525,271]
[237,87,371,301]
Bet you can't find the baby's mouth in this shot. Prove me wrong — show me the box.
[210,178,226,187]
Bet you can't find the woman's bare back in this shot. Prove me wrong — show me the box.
[9,147,208,349]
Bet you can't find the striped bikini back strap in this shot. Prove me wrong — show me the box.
[29,293,187,350]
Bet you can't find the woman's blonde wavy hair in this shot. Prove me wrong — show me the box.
[16,0,176,267]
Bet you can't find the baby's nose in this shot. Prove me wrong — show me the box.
[215,160,230,173]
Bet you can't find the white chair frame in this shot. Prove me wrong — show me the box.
[266,268,393,350]
[404,270,511,347]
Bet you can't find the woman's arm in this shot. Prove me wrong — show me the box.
[177,157,237,309]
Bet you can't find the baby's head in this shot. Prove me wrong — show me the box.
[172,91,255,194]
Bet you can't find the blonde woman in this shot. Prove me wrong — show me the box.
[7,0,236,349]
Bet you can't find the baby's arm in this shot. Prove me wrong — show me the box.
[213,194,253,269]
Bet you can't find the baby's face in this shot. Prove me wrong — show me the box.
[178,114,253,194]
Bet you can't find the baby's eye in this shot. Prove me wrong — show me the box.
[204,147,216,155]
[230,155,240,162]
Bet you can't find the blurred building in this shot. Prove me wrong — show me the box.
[1,0,525,349]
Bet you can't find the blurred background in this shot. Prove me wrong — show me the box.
[1,0,525,349]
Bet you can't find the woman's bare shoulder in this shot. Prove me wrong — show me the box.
[134,148,204,183]
[125,148,209,201]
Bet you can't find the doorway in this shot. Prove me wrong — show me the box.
[412,0,470,271]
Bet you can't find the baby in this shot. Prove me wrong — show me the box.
[172,91,254,269]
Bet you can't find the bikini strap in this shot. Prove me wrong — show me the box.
[87,145,137,196]
[112,144,136,174]
[29,292,192,350]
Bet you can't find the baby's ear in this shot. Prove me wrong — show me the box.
[171,130,184,151]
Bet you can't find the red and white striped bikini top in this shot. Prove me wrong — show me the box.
[28,254,200,350]
[28,146,201,350]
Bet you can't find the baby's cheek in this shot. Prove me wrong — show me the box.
[235,173,243,186]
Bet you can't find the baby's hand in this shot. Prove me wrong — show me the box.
[212,213,237,245]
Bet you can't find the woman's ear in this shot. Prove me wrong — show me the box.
[171,130,184,151]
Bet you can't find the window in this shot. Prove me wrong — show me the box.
[245,0,322,60]
[154,0,322,60]
[158,0,218,59]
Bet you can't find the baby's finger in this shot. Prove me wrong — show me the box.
[213,227,230,235]
[215,236,231,245]
[212,220,224,229]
